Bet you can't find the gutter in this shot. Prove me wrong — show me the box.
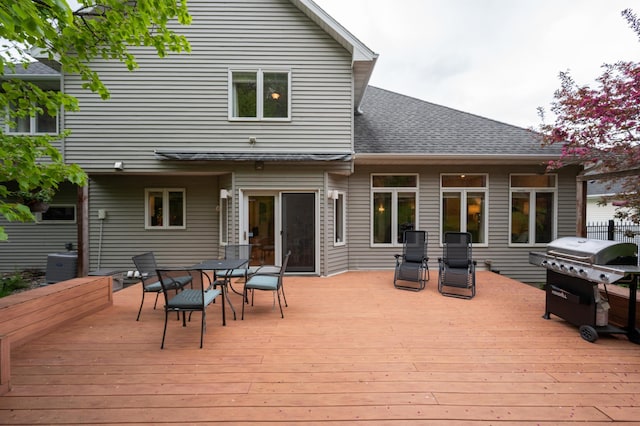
[354,153,560,166]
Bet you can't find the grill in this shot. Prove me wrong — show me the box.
[529,237,640,344]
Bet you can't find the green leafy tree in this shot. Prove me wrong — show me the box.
[538,9,640,224]
[0,0,192,240]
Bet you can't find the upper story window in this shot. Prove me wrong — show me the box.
[510,174,557,245]
[371,174,418,246]
[441,174,488,245]
[145,188,186,230]
[229,69,290,120]
[4,79,60,135]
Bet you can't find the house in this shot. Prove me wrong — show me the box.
[1,0,579,284]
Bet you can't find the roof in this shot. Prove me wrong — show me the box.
[354,87,563,165]
[3,61,60,76]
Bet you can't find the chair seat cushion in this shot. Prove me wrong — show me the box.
[167,288,220,309]
[219,269,247,278]
[245,275,278,290]
[144,280,163,292]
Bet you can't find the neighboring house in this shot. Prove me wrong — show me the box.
[1,0,579,284]
[586,180,630,223]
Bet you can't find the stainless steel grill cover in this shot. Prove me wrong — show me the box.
[529,237,639,283]
[545,237,637,265]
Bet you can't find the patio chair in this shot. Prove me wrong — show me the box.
[438,232,476,299]
[393,230,430,291]
[217,244,252,298]
[242,250,291,320]
[156,268,223,349]
[132,252,192,321]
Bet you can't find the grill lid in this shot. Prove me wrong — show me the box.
[546,237,637,265]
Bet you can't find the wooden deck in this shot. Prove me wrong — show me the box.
[1,270,640,424]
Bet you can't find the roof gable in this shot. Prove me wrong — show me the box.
[289,0,378,111]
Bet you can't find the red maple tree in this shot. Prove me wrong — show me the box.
[538,9,640,224]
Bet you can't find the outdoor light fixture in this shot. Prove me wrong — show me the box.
[249,136,257,144]
[114,161,124,170]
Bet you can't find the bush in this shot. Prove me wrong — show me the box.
[0,271,33,298]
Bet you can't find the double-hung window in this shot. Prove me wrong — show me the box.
[371,174,418,246]
[5,79,60,134]
[229,69,290,120]
[509,174,556,244]
[441,174,488,244]
[145,188,186,229]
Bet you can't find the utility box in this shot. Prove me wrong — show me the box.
[46,251,78,284]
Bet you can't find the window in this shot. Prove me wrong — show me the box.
[36,205,76,223]
[334,192,345,246]
[371,175,418,245]
[145,189,186,229]
[229,69,290,120]
[220,196,229,245]
[5,79,60,134]
[441,174,488,244]
[510,174,556,244]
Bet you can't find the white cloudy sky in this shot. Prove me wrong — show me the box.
[313,0,639,128]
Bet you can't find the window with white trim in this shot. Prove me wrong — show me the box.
[510,174,557,244]
[371,174,418,245]
[145,188,186,229]
[5,79,60,134]
[441,174,488,244]
[36,205,76,223]
[334,192,345,246]
[229,69,290,120]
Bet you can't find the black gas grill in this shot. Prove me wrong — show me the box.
[529,237,640,343]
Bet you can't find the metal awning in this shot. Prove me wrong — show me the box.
[154,150,353,162]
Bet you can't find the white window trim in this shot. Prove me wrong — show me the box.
[370,174,419,247]
[509,174,558,247]
[228,68,291,121]
[439,173,489,247]
[4,78,62,135]
[145,188,187,230]
[35,204,77,224]
[333,192,346,247]
[219,196,229,245]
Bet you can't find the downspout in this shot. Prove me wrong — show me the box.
[323,171,330,277]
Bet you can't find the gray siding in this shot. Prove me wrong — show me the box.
[0,182,78,273]
[87,175,220,271]
[345,165,580,284]
[326,173,349,275]
[62,0,354,173]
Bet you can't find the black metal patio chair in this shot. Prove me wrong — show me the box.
[438,232,476,299]
[393,230,430,291]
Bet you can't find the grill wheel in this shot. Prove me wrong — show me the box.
[579,325,598,343]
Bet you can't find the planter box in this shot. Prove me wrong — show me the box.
[0,276,112,395]
[599,283,640,329]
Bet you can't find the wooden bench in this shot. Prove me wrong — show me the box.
[0,276,112,395]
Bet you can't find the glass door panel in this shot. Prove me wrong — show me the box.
[247,195,275,266]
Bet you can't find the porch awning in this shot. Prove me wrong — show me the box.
[154,150,353,162]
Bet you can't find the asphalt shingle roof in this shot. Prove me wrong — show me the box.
[355,86,562,157]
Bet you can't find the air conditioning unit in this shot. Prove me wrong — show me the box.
[46,252,78,284]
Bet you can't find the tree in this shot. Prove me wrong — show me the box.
[0,0,192,240]
[538,9,640,224]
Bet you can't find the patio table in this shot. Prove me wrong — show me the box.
[190,258,249,324]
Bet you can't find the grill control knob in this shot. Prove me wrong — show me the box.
[579,269,587,276]
[600,274,609,282]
